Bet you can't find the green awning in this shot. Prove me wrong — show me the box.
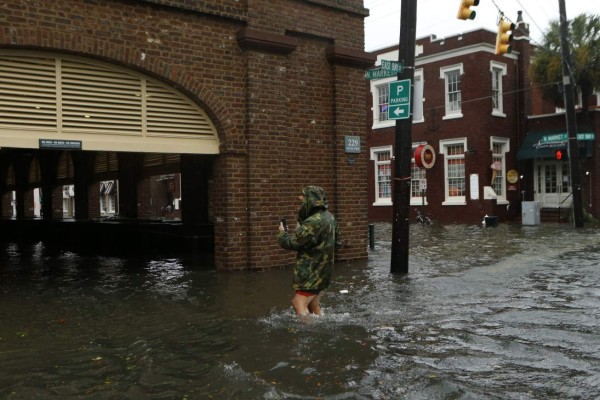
[517,130,594,160]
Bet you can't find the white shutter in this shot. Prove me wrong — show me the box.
[61,59,142,135]
[0,55,57,129]
[0,51,219,153]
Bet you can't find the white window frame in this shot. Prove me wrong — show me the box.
[440,64,464,120]
[370,146,393,206]
[439,137,467,205]
[555,87,583,113]
[410,142,428,205]
[370,76,396,129]
[490,61,507,117]
[412,68,425,123]
[99,180,118,216]
[490,137,510,204]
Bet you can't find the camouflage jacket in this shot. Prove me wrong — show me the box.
[277,186,340,292]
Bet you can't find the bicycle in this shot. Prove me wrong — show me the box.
[415,208,432,225]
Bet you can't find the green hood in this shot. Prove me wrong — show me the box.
[297,185,329,223]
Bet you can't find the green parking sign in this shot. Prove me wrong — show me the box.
[388,79,411,120]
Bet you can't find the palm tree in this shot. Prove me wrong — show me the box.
[529,13,600,125]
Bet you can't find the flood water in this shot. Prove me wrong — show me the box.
[1,222,600,399]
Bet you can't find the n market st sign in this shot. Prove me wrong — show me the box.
[517,131,595,160]
[364,59,404,80]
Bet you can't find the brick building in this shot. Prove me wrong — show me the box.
[366,13,600,225]
[0,0,375,269]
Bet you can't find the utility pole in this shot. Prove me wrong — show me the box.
[558,0,584,227]
[390,0,417,273]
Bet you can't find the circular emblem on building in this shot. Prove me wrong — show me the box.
[414,144,436,169]
[506,169,519,183]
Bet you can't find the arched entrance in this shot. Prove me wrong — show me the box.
[0,50,220,254]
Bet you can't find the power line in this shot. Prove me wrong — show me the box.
[420,81,561,114]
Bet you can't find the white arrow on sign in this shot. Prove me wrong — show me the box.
[394,108,403,116]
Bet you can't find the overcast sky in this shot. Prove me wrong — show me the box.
[364,0,600,51]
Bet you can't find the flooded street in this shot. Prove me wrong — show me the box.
[1,222,600,399]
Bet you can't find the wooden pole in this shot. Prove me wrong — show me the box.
[390,0,417,273]
[558,0,584,227]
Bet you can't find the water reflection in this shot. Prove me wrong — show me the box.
[1,223,600,399]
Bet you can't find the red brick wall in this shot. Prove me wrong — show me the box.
[1,0,372,269]
[89,183,101,218]
[367,30,530,225]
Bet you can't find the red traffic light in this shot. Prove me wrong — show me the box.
[555,149,564,160]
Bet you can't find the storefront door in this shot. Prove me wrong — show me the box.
[534,160,572,208]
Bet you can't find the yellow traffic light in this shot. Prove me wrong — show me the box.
[495,17,515,55]
[457,0,479,20]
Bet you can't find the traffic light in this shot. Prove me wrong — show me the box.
[555,149,565,160]
[495,17,515,55]
[457,0,479,20]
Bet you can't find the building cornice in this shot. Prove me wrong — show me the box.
[237,28,299,55]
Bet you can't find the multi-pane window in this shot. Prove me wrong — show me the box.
[100,180,118,216]
[440,139,466,203]
[492,70,500,109]
[377,152,392,200]
[490,62,506,116]
[490,137,509,201]
[491,144,504,194]
[377,84,390,122]
[447,71,461,113]
[411,159,426,203]
[371,147,392,204]
[440,64,463,118]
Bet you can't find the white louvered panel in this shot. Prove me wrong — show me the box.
[61,60,142,135]
[0,51,219,153]
[146,80,216,138]
[0,55,57,129]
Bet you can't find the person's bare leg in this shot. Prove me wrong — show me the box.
[307,294,322,316]
[291,293,314,316]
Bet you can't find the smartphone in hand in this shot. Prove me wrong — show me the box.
[280,217,288,231]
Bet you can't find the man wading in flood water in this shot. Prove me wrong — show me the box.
[277,186,340,317]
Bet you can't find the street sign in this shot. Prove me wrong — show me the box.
[364,60,404,80]
[541,132,595,143]
[388,79,411,120]
[381,59,403,74]
[364,68,397,80]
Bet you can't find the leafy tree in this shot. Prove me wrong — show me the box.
[530,13,600,123]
